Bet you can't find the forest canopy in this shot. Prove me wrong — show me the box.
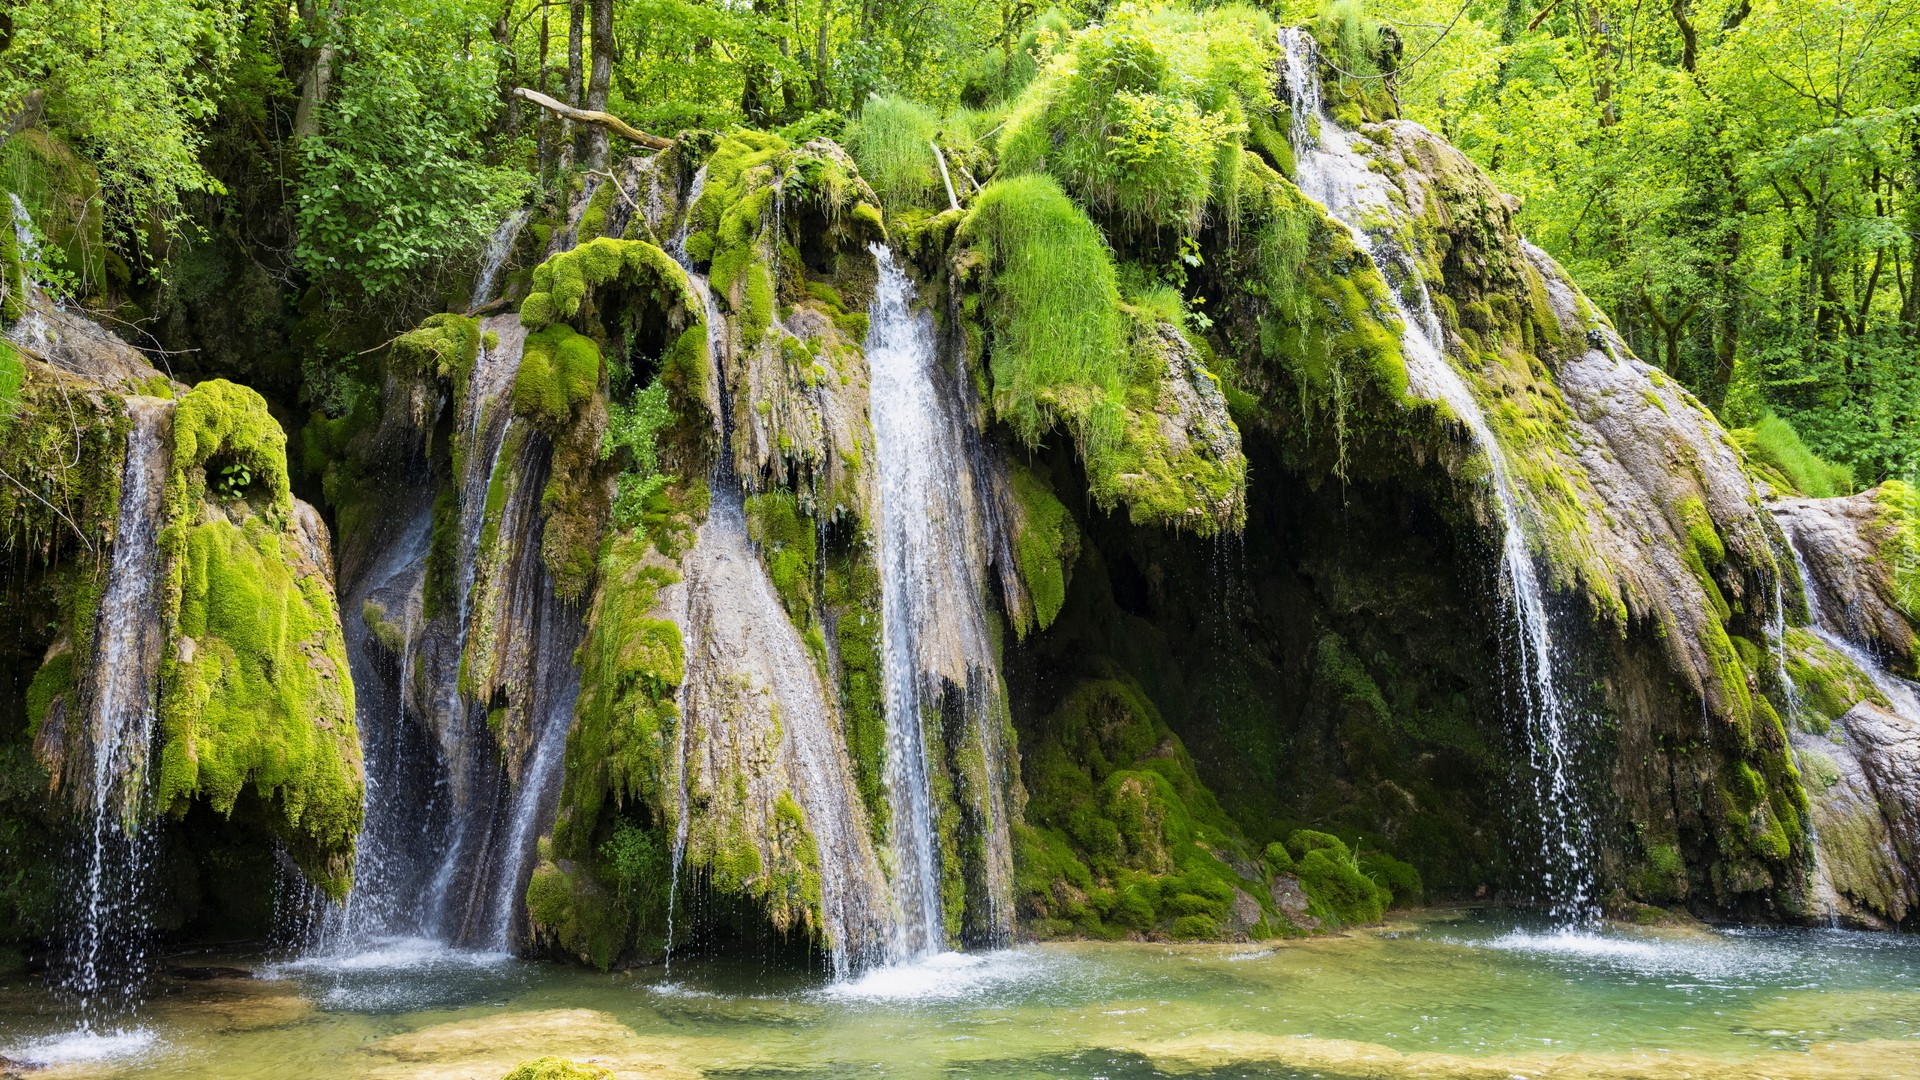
[1,0,1915,485]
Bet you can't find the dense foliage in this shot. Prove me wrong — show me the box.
[3,0,1910,489]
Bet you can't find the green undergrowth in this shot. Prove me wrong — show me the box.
[1731,413,1854,497]
[1309,0,1402,129]
[1,130,112,305]
[158,379,362,897]
[843,95,944,211]
[996,5,1277,236]
[0,360,126,560]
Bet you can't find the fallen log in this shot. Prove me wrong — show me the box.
[512,88,674,150]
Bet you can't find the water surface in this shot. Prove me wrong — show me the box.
[3,911,1915,1078]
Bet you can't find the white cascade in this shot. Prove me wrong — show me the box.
[1278,28,1597,923]
[470,209,531,311]
[864,245,1018,959]
[70,396,172,1016]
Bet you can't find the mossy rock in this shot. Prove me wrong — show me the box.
[0,129,107,301]
[501,1058,615,1080]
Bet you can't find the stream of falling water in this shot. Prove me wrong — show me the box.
[69,397,172,1022]
[1279,28,1595,923]
[866,246,961,959]
[470,210,530,311]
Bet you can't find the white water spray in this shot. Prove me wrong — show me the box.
[1279,28,1596,923]
[69,396,172,1018]
[470,209,531,311]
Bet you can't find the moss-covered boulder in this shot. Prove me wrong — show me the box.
[158,379,362,895]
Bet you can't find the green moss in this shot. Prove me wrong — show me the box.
[1875,479,1919,631]
[1016,677,1267,939]
[0,362,126,557]
[1222,153,1407,444]
[159,380,361,897]
[745,489,817,620]
[531,532,685,968]
[1782,626,1884,734]
[1007,463,1079,637]
[391,314,482,395]
[1290,830,1390,926]
[963,174,1247,533]
[513,324,602,433]
[824,546,888,839]
[502,1057,615,1080]
[520,238,699,333]
[578,179,619,242]
[24,650,75,738]
[421,487,460,621]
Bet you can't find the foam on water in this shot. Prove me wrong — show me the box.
[1460,925,1894,987]
[272,936,512,975]
[818,948,1047,1002]
[6,1027,160,1066]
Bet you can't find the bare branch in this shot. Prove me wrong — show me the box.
[512,87,674,149]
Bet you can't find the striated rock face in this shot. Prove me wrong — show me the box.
[663,486,893,964]
[1771,488,1920,926]
[1775,492,1917,676]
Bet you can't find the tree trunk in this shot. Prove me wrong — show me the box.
[293,0,343,140]
[565,0,585,167]
[584,0,614,170]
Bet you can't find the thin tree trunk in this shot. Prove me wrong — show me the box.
[293,0,343,139]
[565,0,585,167]
[584,0,614,169]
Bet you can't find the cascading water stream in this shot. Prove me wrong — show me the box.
[1278,28,1596,923]
[866,246,963,958]
[470,209,531,311]
[858,245,1019,959]
[68,396,172,1020]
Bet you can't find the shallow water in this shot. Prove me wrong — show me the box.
[3,911,1916,1079]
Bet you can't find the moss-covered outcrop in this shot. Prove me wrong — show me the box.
[2,299,363,956]
[157,379,362,895]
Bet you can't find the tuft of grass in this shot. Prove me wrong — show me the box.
[843,95,943,211]
[996,4,1276,234]
[1734,413,1854,497]
[960,173,1127,455]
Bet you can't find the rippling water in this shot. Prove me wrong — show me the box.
[2,911,1914,1078]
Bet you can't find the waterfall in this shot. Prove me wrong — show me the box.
[325,486,440,946]
[321,292,584,954]
[1278,28,1596,923]
[470,209,531,311]
[68,396,172,1017]
[864,246,1015,958]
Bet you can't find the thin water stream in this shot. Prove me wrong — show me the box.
[5,911,1915,1077]
[1278,30,1596,922]
[65,397,173,1024]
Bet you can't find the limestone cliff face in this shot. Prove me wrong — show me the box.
[1771,488,1920,926]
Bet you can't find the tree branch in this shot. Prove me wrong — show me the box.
[512,87,674,149]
